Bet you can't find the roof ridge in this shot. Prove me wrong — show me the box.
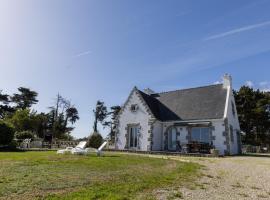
[155,83,223,95]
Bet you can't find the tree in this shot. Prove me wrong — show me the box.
[15,130,34,140]
[92,100,107,133]
[32,112,49,138]
[0,90,9,104]
[103,105,121,143]
[8,109,35,133]
[88,132,103,148]
[0,90,15,119]
[65,107,79,126]
[12,87,38,109]
[0,121,15,145]
[234,86,270,145]
[48,94,79,140]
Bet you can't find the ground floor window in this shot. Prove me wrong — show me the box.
[191,127,211,144]
[129,126,139,148]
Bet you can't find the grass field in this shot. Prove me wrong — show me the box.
[0,151,200,200]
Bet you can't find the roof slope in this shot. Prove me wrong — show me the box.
[139,84,227,121]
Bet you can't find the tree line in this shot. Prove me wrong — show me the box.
[0,87,121,149]
[0,87,79,146]
[234,86,270,146]
[88,101,120,148]
[1,85,269,148]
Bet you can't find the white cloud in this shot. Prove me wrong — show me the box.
[204,20,270,41]
[259,81,269,86]
[242,81,270,92]
[213,81,221,84]
[74,50,92,58]
[245,81,254,87]
[259,81,270,92]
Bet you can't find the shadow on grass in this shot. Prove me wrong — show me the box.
[101,155,120,158]
[0,147,25,152]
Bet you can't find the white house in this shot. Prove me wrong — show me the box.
[115,74,241,155]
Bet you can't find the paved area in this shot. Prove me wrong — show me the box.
[171,154,270,200]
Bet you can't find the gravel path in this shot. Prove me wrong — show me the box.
[167,155,270,200]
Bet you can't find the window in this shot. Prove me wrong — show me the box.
[130,104,138,112]
[168,127,177,150]
[191,127,211,144]
[231,101,235,117]
[230,125,234,142]
[129,126,139,148]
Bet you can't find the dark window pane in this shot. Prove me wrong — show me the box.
[134,127,137,147]
[130,127,134,147]
[191,128,200,142]
[201,128,210,143]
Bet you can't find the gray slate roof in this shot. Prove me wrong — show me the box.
[138,84,227,121]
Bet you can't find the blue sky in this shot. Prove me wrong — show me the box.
[0,0,270,138]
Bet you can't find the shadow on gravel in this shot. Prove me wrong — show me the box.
[240,153,270,158]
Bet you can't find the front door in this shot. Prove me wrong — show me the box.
[168,128,177,151]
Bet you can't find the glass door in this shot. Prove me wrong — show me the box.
[129,126,138,148]
[168,128,177,151]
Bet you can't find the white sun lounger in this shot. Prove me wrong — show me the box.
[57,141,87,154]
[57,141,107,156]
[97,141,107,156]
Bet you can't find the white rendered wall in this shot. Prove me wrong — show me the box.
[225,87,241,154]
[116,90,151,151]
[211,120,226,156]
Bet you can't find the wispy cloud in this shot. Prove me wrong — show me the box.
[204,20,270,41]
[213,81,222,84]
[243,81,270,92]
[74,50,92,58]
[65,50,92,69]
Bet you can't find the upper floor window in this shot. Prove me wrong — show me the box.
[130,104,138,112]
[191,127,211,144]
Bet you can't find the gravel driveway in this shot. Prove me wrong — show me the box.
[174,154,270,200]
[121,153,270,200]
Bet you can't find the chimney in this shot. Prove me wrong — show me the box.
[143,88,155,95]
[223,74,232,88]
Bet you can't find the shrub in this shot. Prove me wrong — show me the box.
[15,130,34,140]
[0,121,15,145]
[88,132,103,148]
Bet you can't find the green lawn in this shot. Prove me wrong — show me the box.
[0,151,200,200]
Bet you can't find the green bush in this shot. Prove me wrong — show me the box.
[15,130,34,140]
[0,121,15,145]
[88,132,103,148]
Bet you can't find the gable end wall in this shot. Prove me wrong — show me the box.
[116,89,155,151]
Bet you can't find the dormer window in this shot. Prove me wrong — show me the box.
[130,104,138,112]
